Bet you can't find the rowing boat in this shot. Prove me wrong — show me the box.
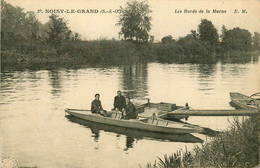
[65,109,204,134]
[66,115,204,143]
[136,102,189,121]
[230,92,260,110]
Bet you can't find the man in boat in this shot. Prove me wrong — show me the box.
[91,94,105,114]
[113,90,126,111]
[122,97,137,119]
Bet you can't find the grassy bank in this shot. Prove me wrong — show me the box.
[145,116,260,168]
[2,39,259,71]
[1,40,155,66]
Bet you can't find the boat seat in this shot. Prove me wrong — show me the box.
[147,118,154,124]
[157,120,168,126]
[110,112,122,119]
[146,118,168,126]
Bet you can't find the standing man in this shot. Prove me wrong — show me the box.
[91,94,104,114]
[113,90,126,111]
[122,97,137,119]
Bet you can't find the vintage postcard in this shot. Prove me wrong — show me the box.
[1,0,259,167]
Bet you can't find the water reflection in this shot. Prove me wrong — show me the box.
[120,64,148,101]
[124,136,135,151]
[221,54,259,64]
[90,127,100,142]
[197,64,217,92]
[48,70,63,98]
[65,115,204,146]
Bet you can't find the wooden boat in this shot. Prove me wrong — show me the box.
[136,101,189,121]
[230,92,260,110]
[65,109,204,134]
[66,115,204,143]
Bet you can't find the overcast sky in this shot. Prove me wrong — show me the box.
[5,0,260,41]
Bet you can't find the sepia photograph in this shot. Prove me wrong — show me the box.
[1,0,260,167]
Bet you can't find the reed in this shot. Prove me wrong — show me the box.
[145,116,260,168]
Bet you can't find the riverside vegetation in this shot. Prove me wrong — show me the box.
[145,116,260,168]
[1,0,260,70]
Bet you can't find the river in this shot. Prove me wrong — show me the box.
[1,57,259,168]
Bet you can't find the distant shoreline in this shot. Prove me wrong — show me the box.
[1,41,259,71]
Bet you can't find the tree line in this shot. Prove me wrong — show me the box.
[1,0,260,66]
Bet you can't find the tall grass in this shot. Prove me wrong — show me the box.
[145,116,260,168]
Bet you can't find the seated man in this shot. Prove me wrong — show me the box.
[91,94,110,117]
[113,90,126,111]
[122,97,137,120]
[91,94,104,114]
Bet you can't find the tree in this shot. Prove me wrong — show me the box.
[1,0,42,51]
[116,0,152,43]
[220,25,227,42]
[198,19,219,46]
[252,32,260,50]
[222,27,252,51]
[177,35,207,59]
[23,11,41,41]
[46,14,70,47]
[190,30,198,40]
[149,35,154,43]
[162,35,175,44]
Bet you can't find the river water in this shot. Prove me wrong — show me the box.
[1,58,259,168]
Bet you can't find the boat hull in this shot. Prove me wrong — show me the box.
[230,92,259,110]
[66,115,204,143]
[65,109,203,134]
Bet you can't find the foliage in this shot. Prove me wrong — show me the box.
[1,0,259,66]
[145,116,260,168]
[177,35,207,60]
[198,19,219,46]
[116,0,152,43]
[190,30,198,40]
[161,35,175,44]
[252,32,260,50]
[222,27,252,51]
[1,0,44,51]
[220,25,227,42]
[46,14,71,47]
[155,43,183,62]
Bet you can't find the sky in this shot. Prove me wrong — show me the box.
[5,0,260,41]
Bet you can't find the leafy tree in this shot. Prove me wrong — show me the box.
[252,32,260,50]
[1,0,25,34]
[177,35,194,46]
[222,27,252,51]
[162,35,175,44]
[72,32,81,41]
[1,0,42,51]
[46,14,71,47]
[198,19,219,46]
[190,30,198,40]
[116,0,152,43]
[149,35,154,43]
[178,35,207,59]
[220,25,227,42]
[156,43,184,62]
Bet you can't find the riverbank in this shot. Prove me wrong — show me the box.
[146,116,260,168]
[1,40,259,71]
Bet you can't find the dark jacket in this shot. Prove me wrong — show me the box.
[124,102,137,119]
[114,95,126,111]
[91,99,103,113]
